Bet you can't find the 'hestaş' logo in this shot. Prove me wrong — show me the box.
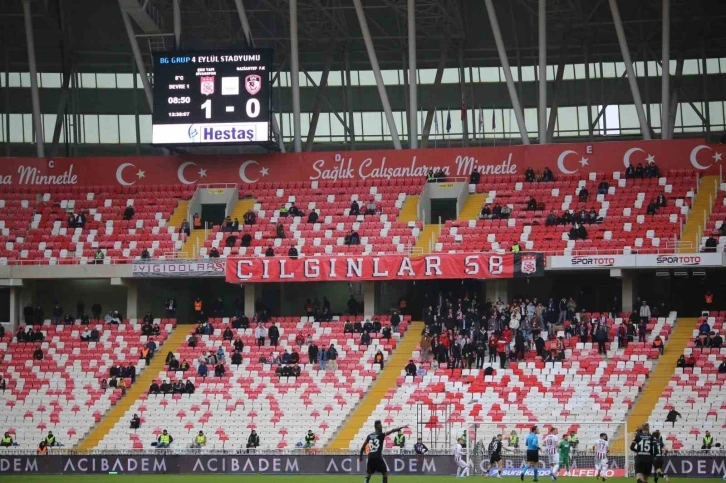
[656,255,701,266]
[245,75,261,95]
[571,257,615,266]
[202,125,255,142]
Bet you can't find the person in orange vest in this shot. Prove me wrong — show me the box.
[652,336,664,355]
[37,441,48,454]
[140,346,151,364]
[193,213,202,229]
[194,297,203,319]
[705,290,714,308]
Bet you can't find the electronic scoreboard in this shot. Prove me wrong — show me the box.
[151,49,272,145]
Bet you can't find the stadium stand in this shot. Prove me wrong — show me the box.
[0,319,175,448]
[96,315,410,450]
[646,314,726,450]
[438,170,695,254]
[346,312,677,451]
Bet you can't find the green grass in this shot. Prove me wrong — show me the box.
[2,477,725,483]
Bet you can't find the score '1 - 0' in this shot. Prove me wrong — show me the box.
[200,98,261,119]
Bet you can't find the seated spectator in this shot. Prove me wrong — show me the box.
[265,246,275,257]
[634,163,644,178]
[719,224,726,237]
[373,351,384,368]
[702,431,714,450]
[231,218,239,231]
[719,358,726,374]
[350,200,361,216]
[240,233,252,247]
[646,199,659,215]
[353,320,363,333]
[179,220,191,236]
[479,205,492,220]
[160,380,172,393]
[365,199,377,215]
[100,378,108,390]
[500,205,511,219]
[123,204,135,220]
[173,380,185,393]
[281,350,291,364]
[140,247,151,259]
[288,246,299,259]
[578,187,589,202]
[363,319,374,333]
[541,167,555,182]
[307,210,319,224]
[704,235,718,252]
[185,379,195,394]
[188,334,198,348]
[214,362,225,377]
[209,247,220,258]
[360,330,371,346]
[569,223,587,240]
[130,414,141,429]
[233,337,245,352]
[699,319,711,334]
[179,359,190,372]
[656,192,667,207]
[588,208,598,223]
[289,203,304,217]
[491,204,502,219]
[524,167,535,182]
[197,361,208,377]
[545,211,557,226]
[470,170,480,185]
[230,350,242,365]
[276,223,285,239]
[685,355,696,368]
[168,356,179,371]
[712,333,723,348]
[405,360,417,376]
[243,209,256,225]
[223,326,234,341]
[157,430,173,448]
[345,230,360,245]
[149,381,160,394]
[344,320,354,333]
[81,328,91,341]
[223,216,233,232]
[510,241,521,253]
[527,197,538,211]
[117,377,126,394]
[290,363,301,378]
[68,212,77,228]
[597,180,609,195]
[561,210,573,225]
[652,336,664,354]
[625,165,635,178]
[94,248,105,264]
[382,324,392,340]
[33,347,44,360]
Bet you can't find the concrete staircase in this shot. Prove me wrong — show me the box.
[457,193,486,221]
[328,321,424,450]
[397,195,420,223]
[76,328,190,450]
[167,200,189,230]
[413,224,441,255]
[680,175,719,252]
[228,198,257,223]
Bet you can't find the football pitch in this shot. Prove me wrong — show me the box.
[2,477,723,483]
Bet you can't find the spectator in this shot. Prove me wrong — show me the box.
[197,361,208,378]
[345,230,360,245]
[365,199,377,215]
[479,205,492,220]
[350,200,360,216]
[276,223,285,239]
[185,379,195,394]
[500,204,512,219]
[524,167,535,182]
[703,431,714,450]
[405,359,417,376]
[545,211,557,226]
[149,381,160,394]
[33,347,44,360]
[646,199,659,215]
[265,246,275,257]
[597,180,609,195]
[360,330,371,346]
[656,192,667,207]
[527,197,538,210]
[193,213,202,229]
[304,430,316,449]
[209,247,220,258]
[52,303,63,325]
[157,430,173,448]
[44,432,57,447]
[130,414,141,429]
[37,441,48,454]
[685,354,696,368]
[289,203,304,217]
[192,431,207,448]
[94,248,105,264]
[100,378,108,390]
[1,432,13,447]
[214,362,225,377]
[676,354,687,368]
[653,336,664,355]
[307,210,319,224]
[223,326,234,341]
[541,167,555,182]
[699,319,711,334]
[704,235,718,252]
[638,301,651,326]
[635,163,644,178]
[140,248,150,259]
[268,323,280,347]
[319,345,329,370]
[665,408,682,427]
[179,220,191,236]
[578,187,589,202]
[382,324,392,340]
[188,334,198,348]
[719,358,726,374]
[510,241,521,253]
[373,351,384,368]
[712,333,723,348]
[470,170,481,185]
[243,209,256,226]
[288,246,299,259]
[247,430,260,452]
[308,341,319,365]
[123,205,135,220]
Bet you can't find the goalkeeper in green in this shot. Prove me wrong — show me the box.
[558,435,571,476]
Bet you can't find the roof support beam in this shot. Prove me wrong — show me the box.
[408,0,418,149]
[661,0,671,139]
[289,0,302,152]
[538,0,547,144]
[118,1,153,112]
[353,0,401,150]
[22,0,45,157]
[304,46,334,152]
[421,44,448,149]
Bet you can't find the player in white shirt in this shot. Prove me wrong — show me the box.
[593,433,610,481]
[454,437,469,478]
[543,427,560,481]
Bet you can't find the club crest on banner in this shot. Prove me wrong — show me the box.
[520,254,538,274]
[245,75,262,95]
[200,77,215,96]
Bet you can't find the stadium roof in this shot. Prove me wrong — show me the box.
[3,0,726,74]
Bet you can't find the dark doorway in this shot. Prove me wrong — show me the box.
[430,199,457,223]
[201,204,226,226]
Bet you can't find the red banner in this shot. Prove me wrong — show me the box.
[225,253,522,283]
[0,139,722,188]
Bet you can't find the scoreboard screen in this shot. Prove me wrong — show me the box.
[151,49,272,145]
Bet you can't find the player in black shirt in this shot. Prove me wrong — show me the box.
[630,423,657,483]
[651,430,669,483]
[359,420,408,483]
[485,433,505,477]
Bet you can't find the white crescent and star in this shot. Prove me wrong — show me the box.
[239,160,269,184]
[623,147,656,168]
[116,163,145,186]
[690,145,723,170]
[177,161,208,185]
[557,150,589,174]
